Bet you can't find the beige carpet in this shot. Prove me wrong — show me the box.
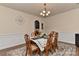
[0,42,76,56]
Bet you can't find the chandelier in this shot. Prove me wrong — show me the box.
[40,3,51,17]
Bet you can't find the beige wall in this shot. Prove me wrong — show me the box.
[0,6,45,35]
[45,8,79,33]
[45,8,79,44]
[0,5,46,49]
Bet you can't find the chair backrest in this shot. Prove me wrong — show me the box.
[49,31,58,44]
[24,34,31,49]
[31,30,41,37]
[46,34,52,47]
[24,34,33,55]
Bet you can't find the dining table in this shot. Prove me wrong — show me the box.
[30,37,47,52]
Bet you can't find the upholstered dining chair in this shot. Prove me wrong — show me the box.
[52,31,58,49]
[44,34,53,56]
[24,34,40,56]
[31,30,41,37]
[49,31,58,52]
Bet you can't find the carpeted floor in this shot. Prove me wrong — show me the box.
[0,42,76,56]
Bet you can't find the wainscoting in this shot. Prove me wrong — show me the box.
[59,32,75,44]
[0,33,25,50]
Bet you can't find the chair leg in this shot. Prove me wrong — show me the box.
[44,47,50,56]
[25,48,28,56]
[29,48,32,56]
[25,51,27,56]
[56,45,58,49]
[45,49,49,56]
[52,45,55,51]
[50,46,53,54]
[36,48,40,56]
[26,48,32,56]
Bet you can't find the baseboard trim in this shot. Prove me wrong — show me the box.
[0,43,25,52]
[58,41,75,45]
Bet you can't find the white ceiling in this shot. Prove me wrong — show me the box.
[0,3,79,17]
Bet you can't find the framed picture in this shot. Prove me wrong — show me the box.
[16,16,25,25]
[41,23,43,30]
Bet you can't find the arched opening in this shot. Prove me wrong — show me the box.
[34,20,40,30]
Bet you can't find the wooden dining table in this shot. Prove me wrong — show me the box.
[30,37,47,52]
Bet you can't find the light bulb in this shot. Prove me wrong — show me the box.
[46,13,48,16]
[48,11,50,14]
[40,12,43,15]
[43,14,45,16]
[43,10,46,13]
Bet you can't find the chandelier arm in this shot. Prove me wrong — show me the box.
[40,3,50,17]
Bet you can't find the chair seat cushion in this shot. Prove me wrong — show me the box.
[31,44,38,51]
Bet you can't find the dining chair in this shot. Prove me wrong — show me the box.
[52,31,58,49]
[31,30,41,37]
[24,34,40,56]
[50,31,58,51]
[44,35,53,56]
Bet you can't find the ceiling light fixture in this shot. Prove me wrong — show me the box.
[40,3,51,17]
